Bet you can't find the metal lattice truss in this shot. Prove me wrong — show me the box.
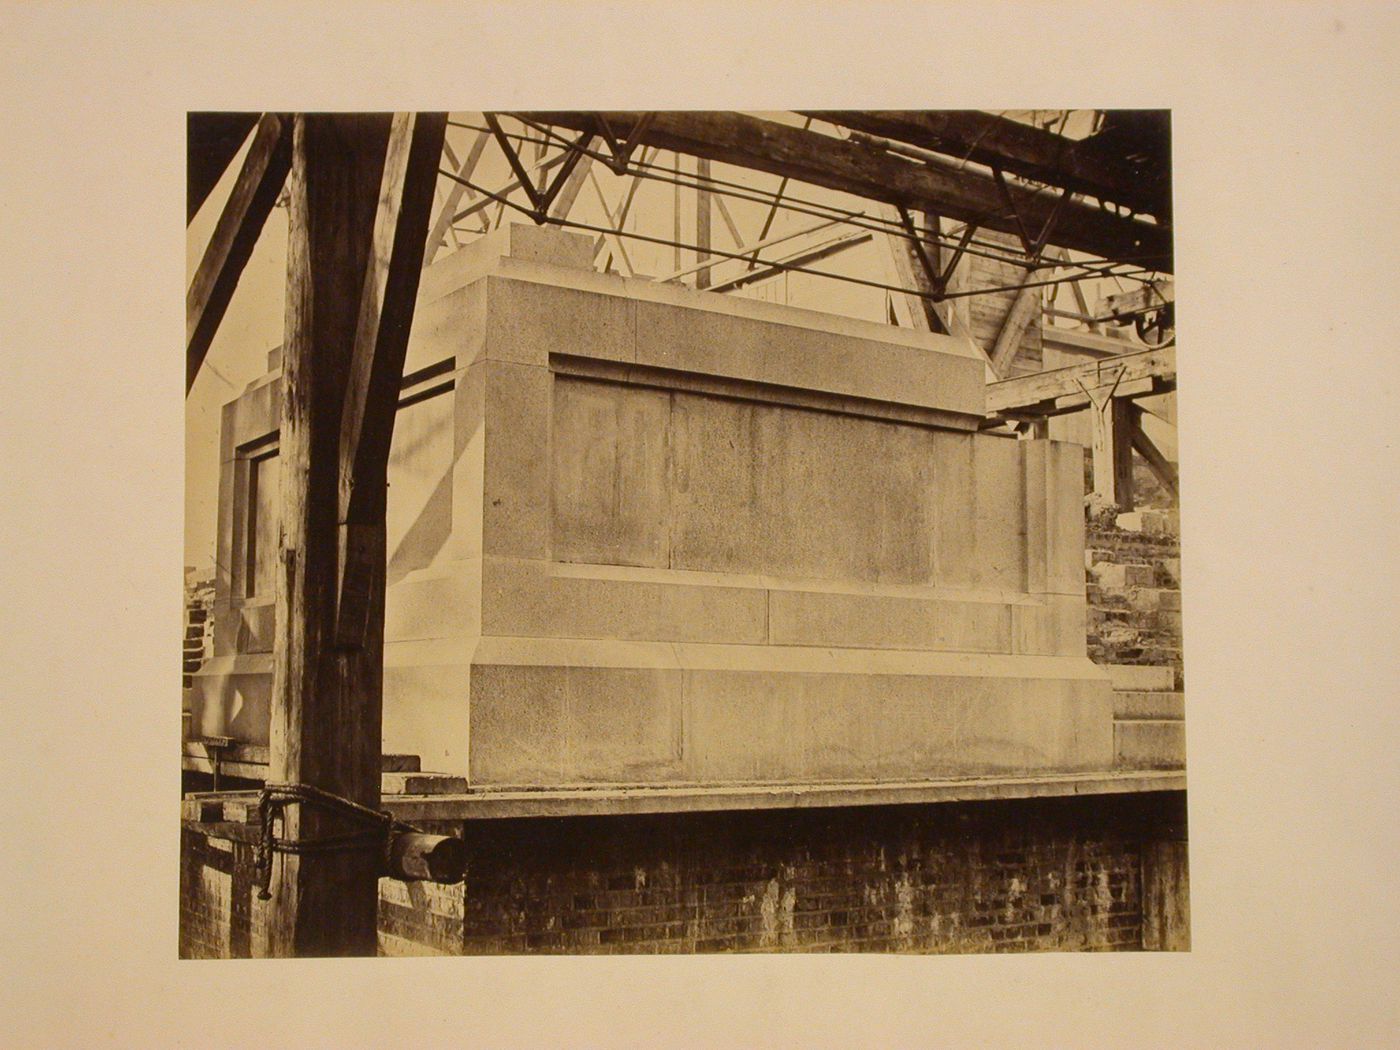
[188,110,1176,436]
[408,111,1173,375]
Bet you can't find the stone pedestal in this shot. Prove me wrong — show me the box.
[192,223,1115,787]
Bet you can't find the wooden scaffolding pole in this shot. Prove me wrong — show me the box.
[262,112,445,958]
[695,156,712,289]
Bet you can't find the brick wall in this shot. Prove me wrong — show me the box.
[179,825,264,959]
[182,793,1187,958]
[377,793,1186,956]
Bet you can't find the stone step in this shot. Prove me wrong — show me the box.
[1113,690,1185,720]
[1115,508,1180,537]
[1103,664,1175,691]
[1087,585,1180,612]
[381,772,468,795]
[1114,721,1186,769]
[1090,562,1156,588]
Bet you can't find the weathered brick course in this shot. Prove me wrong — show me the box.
[181,793,1186,957]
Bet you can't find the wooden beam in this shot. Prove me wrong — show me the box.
[1131,418,1180,501]
[530,111,1171,270]
[713,193,745,248]
[335,113,448,650]
[187,112,259,224]
[1092,399,1137,510]
[988,276,1043,376]
[708,230,871,294]
[1051,247,1105,334]
[263,114,408,958]
[186,113,291,393]
[986,346,1176,416]
[1099,277,1175,322]
[695,157,712,289]
[801,110,1165,219]
[660,212,845,283]
[876,204,985,362]
[546,149,594,220]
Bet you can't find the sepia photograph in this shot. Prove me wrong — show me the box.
[181,109,1186,957]
[6,4,1396,1045]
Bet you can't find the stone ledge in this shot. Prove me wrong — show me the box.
[382,770,1186,821]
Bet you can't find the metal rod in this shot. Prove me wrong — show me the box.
[441,165,1156,306]
[509,114,1169,275]
[509,117,1159,279]
[658,211,858,283]
[535,210,1155,304]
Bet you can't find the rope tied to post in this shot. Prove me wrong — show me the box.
[253,782,422,900]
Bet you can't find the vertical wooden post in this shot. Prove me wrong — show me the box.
[695,157,712,289]
[1091,397,1137,511]
[263,113,390,957]
[672,152,682,272]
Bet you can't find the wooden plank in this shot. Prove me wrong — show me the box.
[986,346,1176,415]
[1042,323,1135,358]
[187,112,259,224]
[988,274,1043,376]
[1099,277,1175,322]
[265,113,400,958]
[184,741,419,775]
[530,111,1172,270]
[713,192,745,248]
[1054,375,1156,410]
[1052,247,1106,334]
[801,110,1166,219]
[186,113,291,393]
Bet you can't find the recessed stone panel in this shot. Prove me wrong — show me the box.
[550,377,671,568]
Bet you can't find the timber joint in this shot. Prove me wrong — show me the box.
[253,782,465,899]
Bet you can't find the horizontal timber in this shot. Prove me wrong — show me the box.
[802,110,1164,218]
[526,111,1172,272]
[986,346,1176,418]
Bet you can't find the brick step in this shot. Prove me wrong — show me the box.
[1114,721,1186,770]
[1102,664,1175,691]
[1113,690,1185,720]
